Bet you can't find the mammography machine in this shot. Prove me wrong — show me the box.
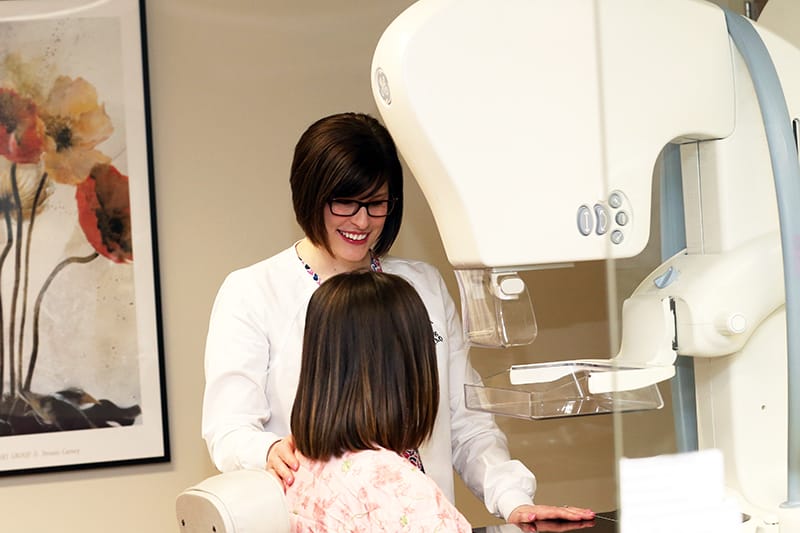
[176,1,800,531]
[369,0,800,531]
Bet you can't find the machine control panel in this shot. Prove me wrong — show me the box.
[576,190,631,245]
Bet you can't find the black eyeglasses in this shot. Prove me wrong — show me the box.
[328,198,396,217]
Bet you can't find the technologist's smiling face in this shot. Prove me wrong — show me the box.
[323,184,390,266]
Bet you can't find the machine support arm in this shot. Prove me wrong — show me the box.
[724,9,800,507]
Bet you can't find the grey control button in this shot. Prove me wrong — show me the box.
[615,211,629,226]
[608,192,623,209]
[610,230,624,244]
[577,205,593,236]
[594,204,609,235]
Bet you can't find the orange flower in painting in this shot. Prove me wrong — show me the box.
[76,163,132,263]
[40,76,113,185]
[0,88,46,164]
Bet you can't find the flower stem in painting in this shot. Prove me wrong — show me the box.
[0,209,11,398]
[23,252,99,392]
[17,171,49,390]
[9,161,25,393]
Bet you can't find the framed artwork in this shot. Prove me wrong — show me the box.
[0,0,169,474]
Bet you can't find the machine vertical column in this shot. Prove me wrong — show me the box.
[725,9,800,506]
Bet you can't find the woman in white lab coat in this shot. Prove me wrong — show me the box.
[201,111,595,525]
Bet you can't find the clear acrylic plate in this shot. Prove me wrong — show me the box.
[464,361,665,420]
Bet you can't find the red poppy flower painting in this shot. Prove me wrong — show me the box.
[0,0,167,475]
[0,89,46,165]
[76,163,133,264]
[0,67,143,435]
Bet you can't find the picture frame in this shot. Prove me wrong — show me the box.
[0,0,169,474]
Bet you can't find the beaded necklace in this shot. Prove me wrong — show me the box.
[298,251,382,285]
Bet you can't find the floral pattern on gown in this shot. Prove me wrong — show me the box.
[286,448,472,532]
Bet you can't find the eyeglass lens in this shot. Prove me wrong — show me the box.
[329,199,393,217]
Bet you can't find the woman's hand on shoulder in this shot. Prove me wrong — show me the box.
[508,503,595,525]
[266,435,299,488]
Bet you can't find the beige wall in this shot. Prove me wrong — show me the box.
[0,1,747,531]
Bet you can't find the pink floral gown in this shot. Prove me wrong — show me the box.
[285,448,472,532]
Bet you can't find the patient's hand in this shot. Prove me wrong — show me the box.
[519,519,597,532]
[508,504,595,525]
[266,435,299,488]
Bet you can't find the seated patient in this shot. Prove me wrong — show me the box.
[286,270,471,532]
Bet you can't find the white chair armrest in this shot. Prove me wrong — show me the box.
[176,469,290,533]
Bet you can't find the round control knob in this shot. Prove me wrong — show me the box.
[715,313,747,335]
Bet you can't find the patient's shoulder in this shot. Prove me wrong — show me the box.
[287,449,471,532]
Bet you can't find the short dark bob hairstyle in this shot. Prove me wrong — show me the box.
[291,271,438,461]
[290,112,404,257]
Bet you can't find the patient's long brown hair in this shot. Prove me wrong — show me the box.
[291,271,438,461]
